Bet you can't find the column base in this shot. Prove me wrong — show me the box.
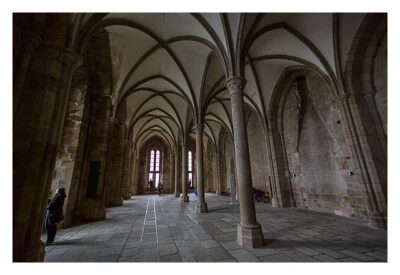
[271,197,279,208]
[107,198,123,207]
[195,202,208,213]
[174,192,180,198]
[237,223,264,248]
[368,210,387,229]
[181,195,189,203]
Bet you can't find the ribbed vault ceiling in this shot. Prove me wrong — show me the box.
[74,13,367,150]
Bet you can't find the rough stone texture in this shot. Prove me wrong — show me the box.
[247,111,271,194]
[121,140,133,199]
[51,66,88,218]
[373,34,387,137]
[282,71,365,219]
[65,30,114,224]
[204,139,216,193]
[341,14,387,227]
[106,115,126,207]
[218,128,234,195]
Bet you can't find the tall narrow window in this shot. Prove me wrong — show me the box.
[188,151,193,187]
[148,149,161,188]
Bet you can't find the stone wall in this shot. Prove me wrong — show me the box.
[282,71,366,219]
[51,66,88,207]
[204,140,216,193]
[222,131,235,195]
[374,34,387,137]
[247,111,271,195]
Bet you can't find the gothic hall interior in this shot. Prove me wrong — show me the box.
[13,13,387,262]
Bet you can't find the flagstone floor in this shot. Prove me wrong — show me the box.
[42,193,387,262]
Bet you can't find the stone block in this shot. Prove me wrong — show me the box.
[237,223,264,248]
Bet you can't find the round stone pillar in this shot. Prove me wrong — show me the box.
[181,139,189,202]
[195,123,208,213]
[13,42,82,261]
[174,149,180,197]
[226,76,264,248]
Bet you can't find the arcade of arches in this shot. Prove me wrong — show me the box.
[13,13,387,262]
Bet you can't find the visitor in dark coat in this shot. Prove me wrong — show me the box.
[45,187,66,245]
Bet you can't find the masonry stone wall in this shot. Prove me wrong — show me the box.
[224,132,235,195]
[247,112,271,195]
[373,34,387,137]
[204,140,216,193]
[281,71,367,219]
[50,66,88,225]
[162,146,173,194]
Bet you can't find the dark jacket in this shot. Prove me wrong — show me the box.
[47,192,66,224]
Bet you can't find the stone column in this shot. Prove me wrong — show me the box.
[214,148,222,195]
[226,76,264,248]
[13,44,82,261]
[131,147,139,195]
[106,118,126,207]
[195,123,208,213]
[181,139,189,202]
[174,148,180,197]
[122,139,133,199]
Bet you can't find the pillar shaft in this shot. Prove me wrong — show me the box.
[13,42,81,261]
[195,123,208,213]
[174,149,180,197]
[226,76,263,248]
[181,140,189,202]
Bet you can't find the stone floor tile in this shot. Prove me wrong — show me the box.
[364,251,387,261]
[229,249,260,262]
[313,254,339,262]
[246,247,280,257]
[43,194,387,263]
[339,249,376,261]
[200,239,220,248]
[160,253,182,262]
[159,244,178,256]
[259,253,295,262]
[282,249,316,262]
[98,246,124,257]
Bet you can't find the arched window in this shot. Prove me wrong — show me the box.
[148,149,161,188]
[188,151,193,187]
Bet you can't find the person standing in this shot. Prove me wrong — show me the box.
[45,188,66,245]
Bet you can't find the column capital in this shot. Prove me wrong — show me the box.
[226,76,247,96]
[195,122,204,132]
